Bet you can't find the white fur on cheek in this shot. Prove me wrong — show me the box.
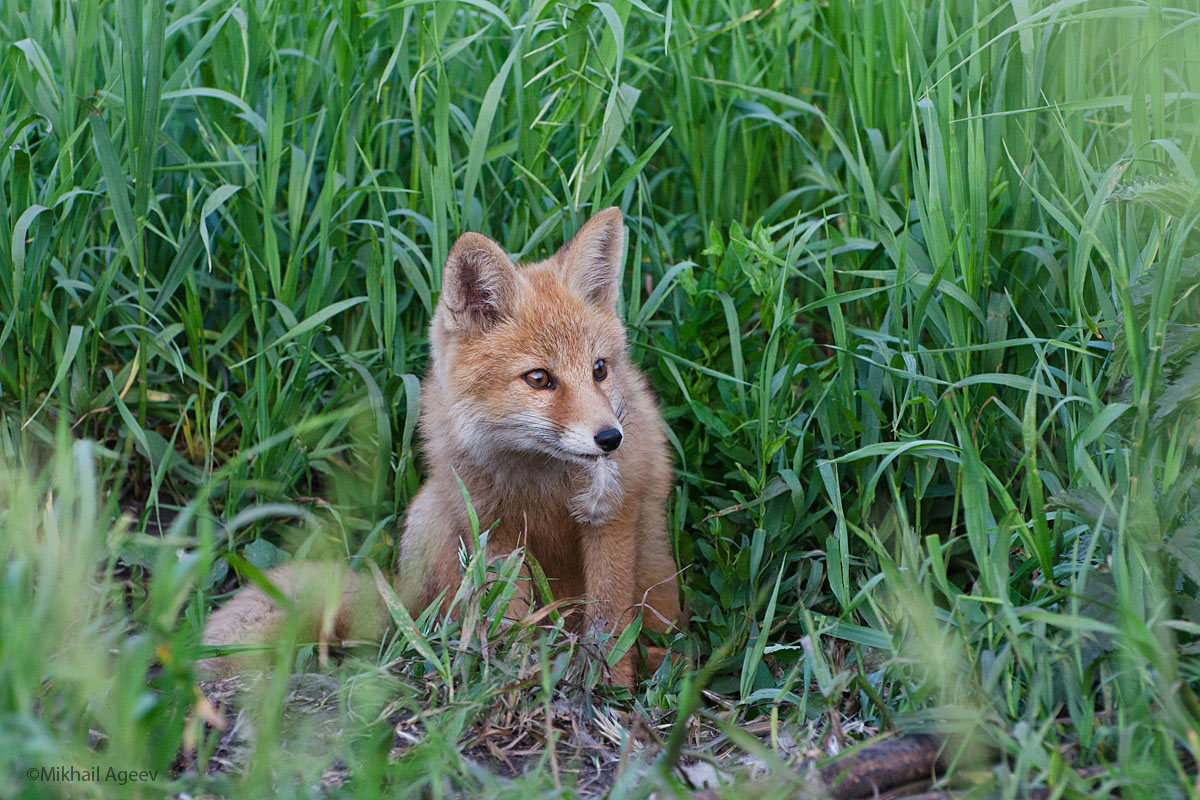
[570,457,624,526]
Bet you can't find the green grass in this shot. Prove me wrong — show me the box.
[3,0,1200,796]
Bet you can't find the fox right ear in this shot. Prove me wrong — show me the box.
[559,206,624,310]
[440,232,517,332]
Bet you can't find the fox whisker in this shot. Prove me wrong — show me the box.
[501,420,571,439]
[614,397,629,425]
[509,412,571,434]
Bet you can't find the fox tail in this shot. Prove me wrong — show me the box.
[198,562,389,678]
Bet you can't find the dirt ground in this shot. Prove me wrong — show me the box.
[182,672,840,797]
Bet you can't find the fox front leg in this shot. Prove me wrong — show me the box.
[580,515,639,685]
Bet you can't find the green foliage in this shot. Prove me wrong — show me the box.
[2,0,1200,796]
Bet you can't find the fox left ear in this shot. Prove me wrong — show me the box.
[441,232,518,333]
[560,207,624,309]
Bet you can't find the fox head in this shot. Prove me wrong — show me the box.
[430,207,633,474]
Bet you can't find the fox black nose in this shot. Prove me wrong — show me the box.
[594,428,622,453]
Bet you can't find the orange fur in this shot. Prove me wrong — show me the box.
[200,208,681,685]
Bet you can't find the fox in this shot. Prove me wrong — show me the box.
[200,207,681,685]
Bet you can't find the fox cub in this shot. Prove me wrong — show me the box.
[201,208,680,685]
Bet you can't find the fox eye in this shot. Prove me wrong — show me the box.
[593,359,608,381]
[524,369,555,389]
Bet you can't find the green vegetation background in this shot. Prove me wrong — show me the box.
[2,0,1199,797]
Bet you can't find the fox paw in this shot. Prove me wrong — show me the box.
[570,458,624,526]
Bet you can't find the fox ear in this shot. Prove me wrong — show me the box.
[560,207,624,309]
[441,232,517,332]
